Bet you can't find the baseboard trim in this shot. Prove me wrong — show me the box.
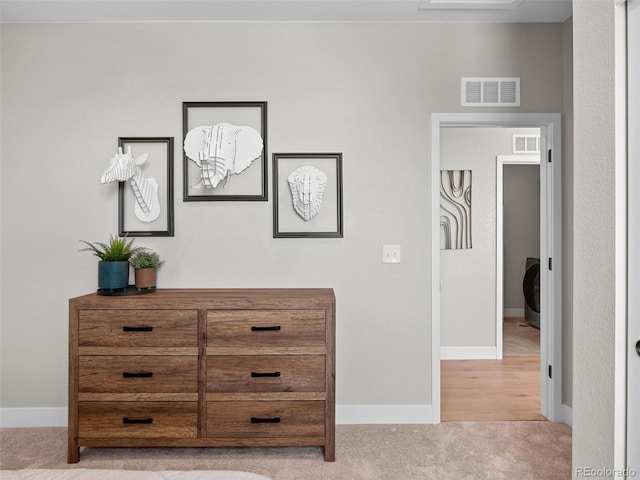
[0,407,67,427]
[1,405,435,427]
[336,404,433,424]
[561,403,572,427]
[441,346,497,360]
[504,308,525,317]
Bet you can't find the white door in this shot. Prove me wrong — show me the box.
[627,0,640,472]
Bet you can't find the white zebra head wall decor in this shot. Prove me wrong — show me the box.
[183,123,263,189]
[287,165,328,221]
[101,146,161,223]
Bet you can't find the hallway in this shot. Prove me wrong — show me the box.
[441,317,542,421]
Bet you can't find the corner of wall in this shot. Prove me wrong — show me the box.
[561,10,574,411]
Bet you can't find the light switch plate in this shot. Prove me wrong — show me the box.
[383,244,401,263]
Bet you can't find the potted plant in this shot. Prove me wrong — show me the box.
[80,234,140,291]
[129,249,163,290]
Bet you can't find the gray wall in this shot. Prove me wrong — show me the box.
[503,164,540,312]
[0,22,566,414]
[572,1,620,472]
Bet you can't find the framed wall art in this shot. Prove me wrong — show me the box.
[112,137,174,237]
[273,153,343,238]
[182,101,267,201]
[440,169,472,250]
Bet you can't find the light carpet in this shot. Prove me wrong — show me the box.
[0,470,270,480]
[0,424,571,480]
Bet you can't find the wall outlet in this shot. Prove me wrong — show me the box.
[383,244,401,263]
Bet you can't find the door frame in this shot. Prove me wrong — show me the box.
[496,154,541,360]
[626,0,638,470]
[431,113,562,423]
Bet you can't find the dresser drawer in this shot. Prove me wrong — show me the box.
[207,401,324,439]
[79,356,197,393]
[78,310,198,347]
[207,310,325,348]
[78,402,197,439]
[207,355,325,393]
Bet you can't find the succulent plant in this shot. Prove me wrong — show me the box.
[129,249,164,269]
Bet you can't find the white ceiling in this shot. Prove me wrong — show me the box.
[0,0,572,24]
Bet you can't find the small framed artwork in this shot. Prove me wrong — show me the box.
[273,153,343,238]
[116,137,174,237]
[182,101,268,201]
[440,169,472,250]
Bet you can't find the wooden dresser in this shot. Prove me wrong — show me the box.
[68,289,335,462]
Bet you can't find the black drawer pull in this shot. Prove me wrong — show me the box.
[123,417,153,424]
[251,326,281,332]
[122,372,153,378]
[122,326,153,332]
[251,417,281,423]
[251,371,281,378]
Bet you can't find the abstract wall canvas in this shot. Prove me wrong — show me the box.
[440,169,472,250]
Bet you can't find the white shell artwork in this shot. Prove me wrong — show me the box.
[101,146,160,223]
[184,123,263,189]
[287,166,328,221]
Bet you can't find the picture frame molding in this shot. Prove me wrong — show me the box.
[182,101,268,202]
[117,136,175,237]
[273,152,343,238]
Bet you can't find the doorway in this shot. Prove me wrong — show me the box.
[498,155,541,360]
[439,130,543,421]
[430,113,563,424]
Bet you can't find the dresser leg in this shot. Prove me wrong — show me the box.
[324,444,335,462]
[68,441,79,463]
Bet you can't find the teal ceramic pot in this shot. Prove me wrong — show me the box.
[98,261,129,290]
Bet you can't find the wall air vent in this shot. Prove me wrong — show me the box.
[513,134,540,154]
[418,0,523,10]
[461,77,520,107]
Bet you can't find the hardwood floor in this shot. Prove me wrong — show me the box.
[503,317,540,356]
[441,356,544,421]
[441,318,543,422]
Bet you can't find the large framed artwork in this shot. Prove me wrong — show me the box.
[113,137,174,237]
[273,153,343,238]
[182,101,268,201]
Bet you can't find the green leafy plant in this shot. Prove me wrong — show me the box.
[80,234,141,262]
[129,249,164,269]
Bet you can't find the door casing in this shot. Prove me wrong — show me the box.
[626,0,638,471]
[431,113,562,423]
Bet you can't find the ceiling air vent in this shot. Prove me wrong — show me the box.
[461,77,520,107]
